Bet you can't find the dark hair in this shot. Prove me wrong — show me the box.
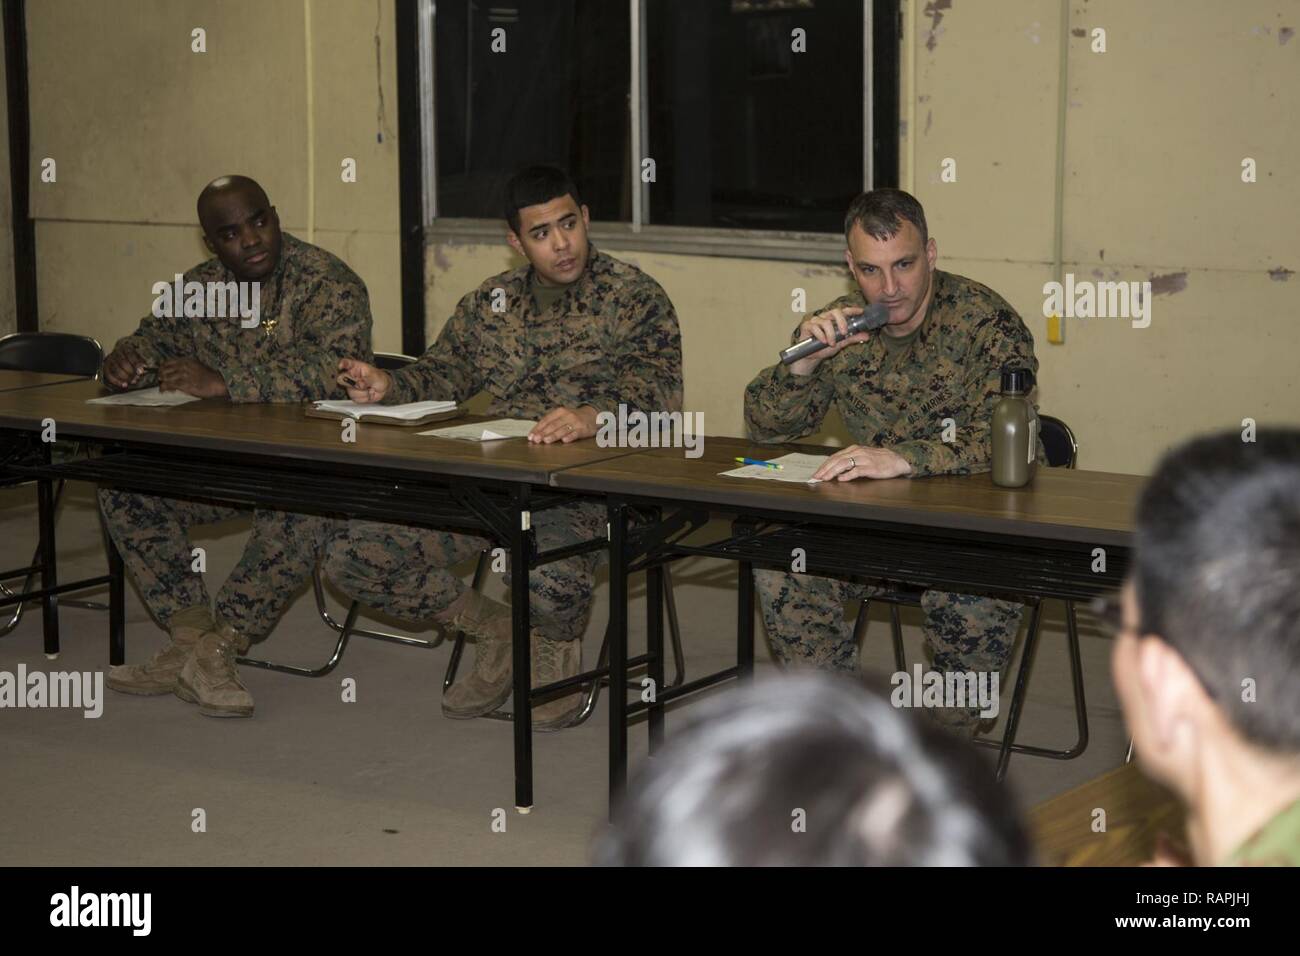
[595,674,1032,866]
[844,187,929,245]
[1133,428,1300,751]
[503,165,583,234]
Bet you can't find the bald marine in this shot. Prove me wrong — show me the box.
[196,175,283,282]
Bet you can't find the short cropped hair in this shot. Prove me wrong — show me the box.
[1134,429,1300,751]
[503,165,583,234]
[844,187,929,245]
[595,674,1032,866]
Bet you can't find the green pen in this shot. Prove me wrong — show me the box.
[735,457,782,470]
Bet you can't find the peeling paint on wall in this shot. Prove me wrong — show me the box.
[1149,271,1188,295]
[923,0,952,52]
[1268,267,1294,281]
[1280,26,1294,45]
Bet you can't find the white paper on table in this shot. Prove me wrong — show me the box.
[719,452,829,484]
[418,418,536,441]
[86,387,201,407]
[311,399,458,421]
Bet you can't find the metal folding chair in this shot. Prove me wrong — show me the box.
[238,352,450,676]
[0,332,109,640]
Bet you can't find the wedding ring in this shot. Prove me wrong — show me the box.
[847,457,856,470]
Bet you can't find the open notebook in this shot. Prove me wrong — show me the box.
[306,399,462,427]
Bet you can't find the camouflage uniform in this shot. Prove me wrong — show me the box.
[744,269,1042,723]
[325,246,682,640]
[99,232,374,640]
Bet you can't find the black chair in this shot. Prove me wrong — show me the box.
[0,331,103,377]
[0,332,107,640]
[851,414,1084,781]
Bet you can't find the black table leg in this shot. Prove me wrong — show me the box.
[995,600,1043,782]
[737,559,755,679]
[608,498,629,813]
[646,563,665,753]
[36,473,59,659]
[108,531,125,665]
[512,485,534,812]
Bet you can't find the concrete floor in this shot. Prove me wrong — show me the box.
[0,483,1131,865]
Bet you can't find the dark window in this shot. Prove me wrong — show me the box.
[435,1,632,222]
[433,0,899,234]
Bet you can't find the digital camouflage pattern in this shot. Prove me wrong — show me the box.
[102,233,373,641]
[327,248,683,639]
[98,491,335,641]
[745,270,1042,728]
[383,247,682,417]
[324,502,607,643]
[112,232,373,403]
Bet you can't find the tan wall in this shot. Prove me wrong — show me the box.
[27,0,402,352]
[427,0,1300,475]
[0,16,14,337]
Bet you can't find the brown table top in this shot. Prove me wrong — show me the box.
[1030,762,1184,866]
[0,379,638,484]
[0,370,87,392]
[549,435,1143,546]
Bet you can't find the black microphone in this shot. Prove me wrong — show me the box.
[779,302,890,365]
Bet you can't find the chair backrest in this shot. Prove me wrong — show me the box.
[0,332,104,379]
[1039,414,1078,468]
[373,351,418,372]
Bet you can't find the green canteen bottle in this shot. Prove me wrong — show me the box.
[992,368,1038,488]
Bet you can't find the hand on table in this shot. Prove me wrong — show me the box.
[158,358,229,399]
[812,444,912,481]
[103,345,150,390]
[529,405,599,444]
[336,358,392,403]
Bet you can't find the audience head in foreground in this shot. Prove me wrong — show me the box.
[1113,428,1300,866]
[596,673,1032,866]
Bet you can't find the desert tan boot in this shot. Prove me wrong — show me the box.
[105,605,213,696]
[440,590,515,719]
[531,632,584,732]
[174,623,254,718]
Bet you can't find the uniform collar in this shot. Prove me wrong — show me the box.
[524,243,606,298]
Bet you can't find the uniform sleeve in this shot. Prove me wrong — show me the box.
[584,279,683,415]
[220,276,374,403]
[742,299,858,443]
[887,310,1040,477]
[111,273,201,384]
[383,291,483,405]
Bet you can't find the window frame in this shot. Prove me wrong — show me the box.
[418,0,897,264]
